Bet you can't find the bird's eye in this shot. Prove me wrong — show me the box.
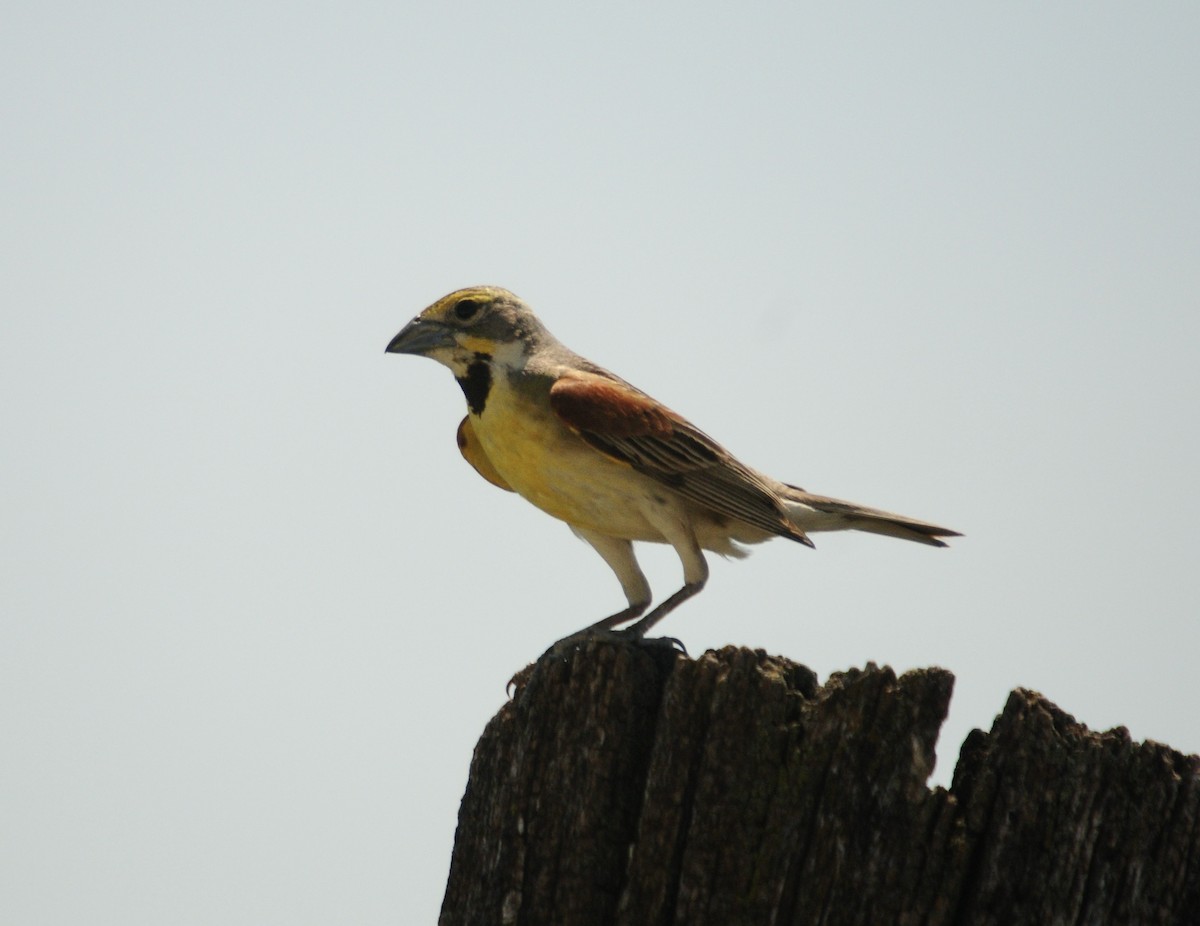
[454,298,483,321]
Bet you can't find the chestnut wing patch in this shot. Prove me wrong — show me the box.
[549,373,804,541]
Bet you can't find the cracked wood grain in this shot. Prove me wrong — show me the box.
[439,644,1200,926]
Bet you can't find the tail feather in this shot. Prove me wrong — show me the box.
[781,487,961,548]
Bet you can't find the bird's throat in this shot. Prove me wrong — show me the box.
[457,359,492,416]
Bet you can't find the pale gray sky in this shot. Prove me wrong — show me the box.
[3,4,1198,924]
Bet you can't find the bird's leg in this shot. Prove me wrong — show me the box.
[585,602,649,632]
[563,528,652,635]
[550,521,704,654]
[619,510,709,641]
[530,530,659,665]
[548,600,663,658]
[622,577,706,640]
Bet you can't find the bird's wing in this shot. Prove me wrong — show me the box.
[456,416,515,492]
[549,371,810,543]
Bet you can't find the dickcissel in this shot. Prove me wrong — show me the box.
[386,286,959,641]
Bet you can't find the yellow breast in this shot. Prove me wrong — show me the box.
[469,374,665,541]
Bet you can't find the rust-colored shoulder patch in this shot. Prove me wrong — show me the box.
[549,372,678,440]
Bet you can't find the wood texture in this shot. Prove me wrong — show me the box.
[439,644,1200,926]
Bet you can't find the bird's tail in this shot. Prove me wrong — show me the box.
[781,485,960,548]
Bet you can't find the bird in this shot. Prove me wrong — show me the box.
[386,285,959,642]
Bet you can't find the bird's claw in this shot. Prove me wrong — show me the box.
[542,626,687,660]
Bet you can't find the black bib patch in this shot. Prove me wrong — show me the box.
[457,360,492,416]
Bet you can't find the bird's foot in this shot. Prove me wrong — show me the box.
[507,626,685,697]
[608,627,688,655]
[542,625,687,661]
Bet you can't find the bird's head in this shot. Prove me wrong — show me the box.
[385,286,550,377]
